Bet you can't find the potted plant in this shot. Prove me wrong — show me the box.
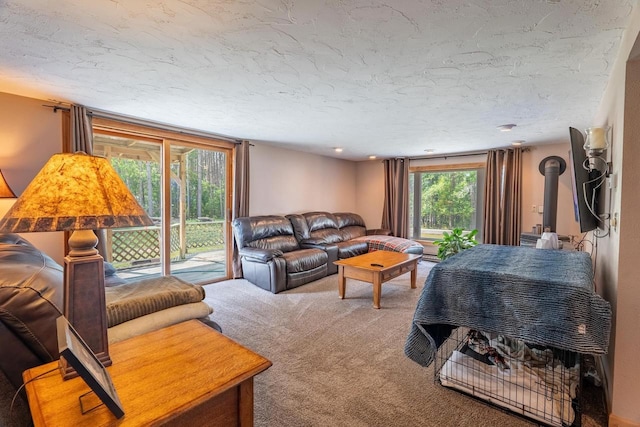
[433,228,478,260]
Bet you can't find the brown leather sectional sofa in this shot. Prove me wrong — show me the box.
[232,211,423,293]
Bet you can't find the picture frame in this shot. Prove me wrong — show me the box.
[56,315,125,419]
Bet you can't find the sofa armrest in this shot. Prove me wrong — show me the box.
[239,247,283,263]
[367,228,392,236]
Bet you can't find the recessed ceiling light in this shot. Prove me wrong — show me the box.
[497,124,517,132]
[512,140,525,146]
[369,155,377,160]
[424,149,435,154]
[334,147,343,153]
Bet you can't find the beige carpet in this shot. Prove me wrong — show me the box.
[0,260,606,426]
[203,261,563,427]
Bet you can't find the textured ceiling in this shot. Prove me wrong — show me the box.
[0,0,634,160]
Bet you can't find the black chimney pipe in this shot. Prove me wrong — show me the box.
[538,156,566,232]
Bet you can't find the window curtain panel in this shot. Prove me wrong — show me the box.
[482,147,522,245]
[65,105,108,257]
[381,158,409,238]
[232,140,250,278]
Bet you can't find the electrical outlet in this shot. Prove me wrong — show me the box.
[531,204,536,213]
[538,205,544,214]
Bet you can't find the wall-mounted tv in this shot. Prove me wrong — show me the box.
[568,127,599,233]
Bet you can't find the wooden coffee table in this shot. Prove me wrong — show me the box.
[334,250,421,309]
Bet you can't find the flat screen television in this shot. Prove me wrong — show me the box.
[569,127,599,233]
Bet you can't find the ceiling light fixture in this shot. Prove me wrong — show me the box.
[424,149,435,154]
[369,155,377,160]
[512,140,525,146]
[334,148,343,153]
[498,124,517,132]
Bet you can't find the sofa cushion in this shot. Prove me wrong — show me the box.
[0,233,63,362]
[281,248,327,273]
[303,212,343,244]
[334,212,367,240]
[336,240,369,258]
[234,216,300,253]
[249,235,300,253]
[340,225,366,240]
[334,212,366,228]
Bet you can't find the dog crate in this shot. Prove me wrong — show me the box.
[434,327,581,427]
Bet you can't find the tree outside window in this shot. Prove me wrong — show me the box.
[409,165,484,241]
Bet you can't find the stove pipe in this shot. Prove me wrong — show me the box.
[538,156,566,233]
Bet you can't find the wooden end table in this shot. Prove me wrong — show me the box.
[23,320,271,426]
[334,250,421,309]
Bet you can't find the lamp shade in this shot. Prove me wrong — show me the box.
[0,152,153,233]
[0,169,16,198]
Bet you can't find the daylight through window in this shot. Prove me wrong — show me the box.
[409,164,485,241]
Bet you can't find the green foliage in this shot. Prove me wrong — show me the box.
[433,228,478,260]
[408,170,478,236]
[110,149,226,221]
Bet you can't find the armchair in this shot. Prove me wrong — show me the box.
[0,233,214,392]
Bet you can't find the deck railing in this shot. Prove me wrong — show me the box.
[109,221,225,267]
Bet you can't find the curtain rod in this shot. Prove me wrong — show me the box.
[43,104,241,144]
[409,147,530,161]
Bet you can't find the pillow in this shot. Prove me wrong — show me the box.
[104,261,117,276]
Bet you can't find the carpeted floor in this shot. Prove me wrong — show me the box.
[201,261,607,427]
[0,260,607,426]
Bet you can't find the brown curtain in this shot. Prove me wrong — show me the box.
[71,105,94,153]
[232,140,250,278]
[63,105,108,257]
[381,158,409,238]
[482,148,522,245]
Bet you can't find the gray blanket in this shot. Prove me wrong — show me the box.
[404,244,611,367]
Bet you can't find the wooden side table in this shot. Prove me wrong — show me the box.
[23,320,272,426]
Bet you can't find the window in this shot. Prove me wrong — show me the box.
[91,118,235,285]
[408,163,485,242]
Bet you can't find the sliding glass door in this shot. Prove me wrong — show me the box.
[167,143,228,281]
[92,122,234,285]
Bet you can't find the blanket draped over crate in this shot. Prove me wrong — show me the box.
[404,244,611,367]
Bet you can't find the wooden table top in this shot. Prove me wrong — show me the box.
[333,250,420,271]
[23,320,272,427]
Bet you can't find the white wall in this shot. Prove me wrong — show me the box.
[0,92,64,264]
[249,143,358,216]
[355,160,384,229]
[591,4,640,424]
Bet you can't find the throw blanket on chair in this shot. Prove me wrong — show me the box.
[404,244,611,367]
[106,276,205,327]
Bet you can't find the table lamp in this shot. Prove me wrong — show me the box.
[0,152,153,376]
[0,169,16,198]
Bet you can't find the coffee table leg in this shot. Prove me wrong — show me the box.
[410,262,417,289]
[373,274,381,309]
[338,266,346,299]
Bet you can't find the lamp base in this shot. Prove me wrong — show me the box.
[62,252,111,380]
